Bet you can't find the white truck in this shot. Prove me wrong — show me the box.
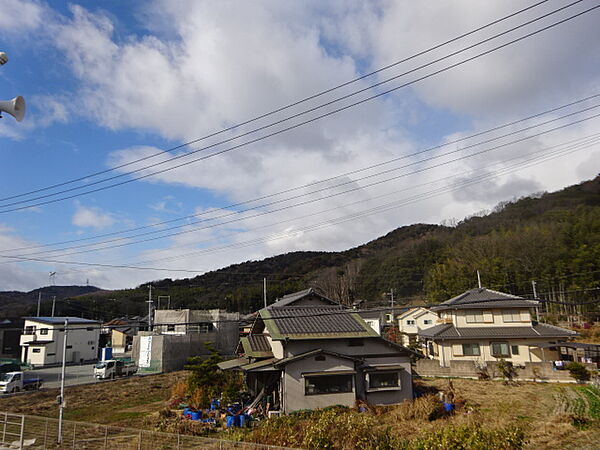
[0,371,43,394]
[94,360,137,380]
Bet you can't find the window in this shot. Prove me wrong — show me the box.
[32,348,41,353]
[304,374,353,395]
[428,342,436,356]
[511,345,519,355]
[423,319,432,325]
[66,345,72,349]
[386,314,394,323]
[40,328,49,335]
[491,342,510,357]
[462,343,481,356]
[167,324,175,332]
[47,353,56,356]
[503,310,521,323]
[368,372,400,390]
[406,320,415,326]
[466,312,484,323]
[349,339,364,347]
[24,326,36,335]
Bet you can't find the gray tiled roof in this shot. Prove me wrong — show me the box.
[261,306,378,340]
[419,322,577,340]
[247,334,271,353]
[268,288,339,308]
[431,288,539,311]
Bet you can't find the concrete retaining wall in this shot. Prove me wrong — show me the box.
[415,359,596,383]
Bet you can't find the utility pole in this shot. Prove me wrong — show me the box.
[147,285,153,331]
[477,270,482,289]
[263,278,267,309]
[57,318,68,444]
[532,280,540,322]
[51,296,56,317]
[37,291,41,316]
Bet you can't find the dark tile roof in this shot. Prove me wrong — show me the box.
[431,288,539,311]
[241,334,274,358]
[261,306,378,340]
[25,317,101,325]
[268,288,339,308]
[419,322,577,340]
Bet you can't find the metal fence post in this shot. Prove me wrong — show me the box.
[72,421,77,448]
[2,412,6,445]
[19,415,25,450]
[44,417,49,449]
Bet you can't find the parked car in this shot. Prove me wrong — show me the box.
[0,371,43,394]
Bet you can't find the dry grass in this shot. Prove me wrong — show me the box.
[0,372,187,428]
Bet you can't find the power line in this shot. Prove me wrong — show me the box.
[9,108,600,260]
[0,0,553,204]
[1,1,596,213]
[5,92,599,254]
[1,129,595,273]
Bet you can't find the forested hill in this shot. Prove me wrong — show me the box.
[0,285,102,319]
[7,175,600,320]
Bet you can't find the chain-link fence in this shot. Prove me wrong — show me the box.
[1,413,298,450]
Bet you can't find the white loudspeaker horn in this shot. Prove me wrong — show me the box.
[0,96,26,122]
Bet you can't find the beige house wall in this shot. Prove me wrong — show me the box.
[444,308,532,328]
[432,339,560,366]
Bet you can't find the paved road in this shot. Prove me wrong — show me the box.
[29,363,100,389]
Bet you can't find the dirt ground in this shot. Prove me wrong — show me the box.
[1,373,598,449]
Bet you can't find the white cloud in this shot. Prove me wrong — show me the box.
[1,1,600,290]
[72,203,117,230]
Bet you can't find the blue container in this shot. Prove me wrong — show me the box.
[183,408,191,418]
[210,399,221,410]
[239,414,251,428]
[443,402,455,413]
[226,415,236,428]
[191,411,201,421]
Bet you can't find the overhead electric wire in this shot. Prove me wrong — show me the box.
[1,1,596,213]
[0,0,552,204]
[1,128,596,272]
[9,107,600,260]
[5,92,600,254]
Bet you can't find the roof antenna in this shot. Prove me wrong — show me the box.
[477,270,482,289]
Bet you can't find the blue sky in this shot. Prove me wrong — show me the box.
[1,0,599,290]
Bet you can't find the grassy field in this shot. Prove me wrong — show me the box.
[0,373,599,449]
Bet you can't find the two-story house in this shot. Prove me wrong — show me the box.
[396,307,439,346]
[418,288,577,366]
[220,288,417,414]
[20,317,101,367]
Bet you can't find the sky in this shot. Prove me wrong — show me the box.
[0,0,599,291]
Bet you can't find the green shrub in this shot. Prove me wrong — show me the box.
[566,362,591,382]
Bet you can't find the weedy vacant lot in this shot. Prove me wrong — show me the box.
[1,374,598,449]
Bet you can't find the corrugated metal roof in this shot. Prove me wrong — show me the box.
[25,317,101,325]
[419,323,577,340]
[262,307,378,339]
[431,288,538,311]
[217,357,250,370]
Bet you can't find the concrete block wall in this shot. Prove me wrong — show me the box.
[415,359,596,383]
